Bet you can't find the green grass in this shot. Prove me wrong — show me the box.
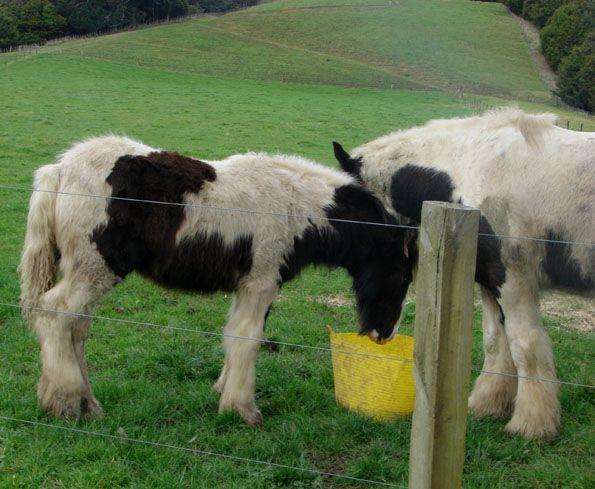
[32,0,593,129]
[0,54,593,489]
[47,0,544,98]
[1,0,594,487]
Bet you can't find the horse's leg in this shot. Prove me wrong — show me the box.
[217,284,277,426]
[72,317,103,416]
[501,271,560,439]
[468,287,517,418]
[213,362,229,394]
[213,303,274,394]
[35,260,114,419]
[212,297,241,395]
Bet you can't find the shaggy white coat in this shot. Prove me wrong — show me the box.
[348,108,594,439]
[20,136,355,425]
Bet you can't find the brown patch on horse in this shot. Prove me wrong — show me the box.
[92,151,253,292]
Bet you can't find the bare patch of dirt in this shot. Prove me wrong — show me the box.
[509,12,558,93]
[540,290,594,332]
[315,294,354,308]
[412,287,593,332]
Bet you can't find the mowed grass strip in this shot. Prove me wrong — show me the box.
[0,53,594,487]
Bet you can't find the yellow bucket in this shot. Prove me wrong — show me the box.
[328,328,415,420]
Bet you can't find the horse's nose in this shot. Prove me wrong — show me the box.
[367,330,391,345]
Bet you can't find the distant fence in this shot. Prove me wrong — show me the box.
[455,87,591,131]
[3,50,592,130]
[0,13,211,55]
[0,2,394,55]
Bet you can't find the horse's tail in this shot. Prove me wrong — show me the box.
[19,163,61,321]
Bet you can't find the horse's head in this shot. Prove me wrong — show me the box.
[353,227,417,344]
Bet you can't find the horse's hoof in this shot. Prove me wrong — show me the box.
[81,396,104,418]
[504,414,559,441]
[241,408,263,428]
[38,382,85,420]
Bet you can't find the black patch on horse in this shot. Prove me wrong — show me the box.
[476,217,506,299]
[390,163,505,298]
[390,164,455,222]
[280,184,416,339]
[542,231,593,292]
[91,151,254,292]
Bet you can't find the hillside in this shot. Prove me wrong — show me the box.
[46,0,547,99]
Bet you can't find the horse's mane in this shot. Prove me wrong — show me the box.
[423,107,557,146]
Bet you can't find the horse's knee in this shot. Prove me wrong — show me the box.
[507,329,555,375]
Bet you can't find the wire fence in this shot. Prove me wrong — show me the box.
[1,301,592,390]
[0,185,593,247]
[3,5,594,129]
[1,9,593,480]
[0,415,404,488]
[455,88,592,131]
[0,2,402,56]
[0,173,593,484]
[0,181,593,380]
[0,303,414,363]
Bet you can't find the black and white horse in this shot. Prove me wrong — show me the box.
[19,136,416,425]
[333,108,595,439]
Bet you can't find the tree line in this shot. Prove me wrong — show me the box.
[0,1,259,49]
[481,0,593,112]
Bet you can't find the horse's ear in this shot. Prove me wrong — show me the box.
[332,141,362,179]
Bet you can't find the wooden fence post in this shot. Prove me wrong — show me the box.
[409,201,479,489]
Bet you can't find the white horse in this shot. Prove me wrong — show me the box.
[333,108,594,439]
[20,136,415,425]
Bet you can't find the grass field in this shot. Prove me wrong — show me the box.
[1,0,594,487]
[51,0,545,97]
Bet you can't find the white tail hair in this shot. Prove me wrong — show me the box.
[19,163,61,320]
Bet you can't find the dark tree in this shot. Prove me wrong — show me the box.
[0,5,19,48]
[196,0,259,13]
[556,34,594,111]
[503,0,525,14]
[540,0,594,70]
[522,0,568,28]
[13,0,66,45]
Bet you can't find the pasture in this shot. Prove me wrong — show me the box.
[0,0,593,487]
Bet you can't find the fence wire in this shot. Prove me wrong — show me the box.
[1,302,593,390]
[0,185,420,231]
[0,302,414,363]
[0,184,594,247]
[0,415,404,488]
